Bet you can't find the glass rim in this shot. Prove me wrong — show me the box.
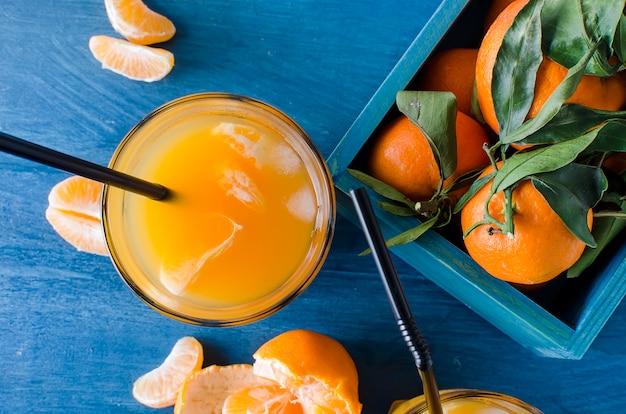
[101,92,336,326]
[389,389,543,414]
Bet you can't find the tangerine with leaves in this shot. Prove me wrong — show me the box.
[366,111,490,202]
[412,48,479,116]
[475,0,626,135]
[461,164,593,285]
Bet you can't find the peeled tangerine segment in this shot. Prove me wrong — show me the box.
[88,35,174,82]
[132,337,203,408]
[160,213,243,295]
[214,122,303,176]
[45,176,108,256]
[104,0,176,45]
[222,384,304,414]
[175,364,275,414]
[220,167,265,211]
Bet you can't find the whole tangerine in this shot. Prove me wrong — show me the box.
[412,48,479,116]
[367,111,490,201]
[461,164,593,285]
[475,0,626,135]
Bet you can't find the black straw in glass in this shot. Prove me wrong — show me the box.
[350,187,443,414]
[0,131,168,200]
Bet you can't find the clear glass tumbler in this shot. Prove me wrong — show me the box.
[102,93,335,326]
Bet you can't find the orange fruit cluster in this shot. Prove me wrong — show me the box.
[466,0,621,284]
[133,330,362,414]
[89,0,176,81]
[362,0,626,285]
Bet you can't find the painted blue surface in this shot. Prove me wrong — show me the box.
[0,1,624,413]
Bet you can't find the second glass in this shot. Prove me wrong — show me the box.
[388,389,543,414]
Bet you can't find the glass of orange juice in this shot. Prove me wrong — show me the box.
[388,389,543,414]
[102,93,335,326]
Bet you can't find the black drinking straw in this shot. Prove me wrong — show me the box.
[0,131,168,200]
[350,187,443,414]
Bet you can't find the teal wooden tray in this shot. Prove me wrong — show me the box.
[327,0,626,359]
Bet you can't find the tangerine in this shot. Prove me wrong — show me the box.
[461,164,592,284]
[482,0,516,34]
[475,0,626,135]
[133,336,204,408]
[104,0,176,45]
[366,111,490,201]
[412,48,479,116]
[252,329,362,414]
[89,35,174,82]
[222,384,304,414]
[174,364,273,414]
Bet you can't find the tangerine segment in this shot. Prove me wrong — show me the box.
[461,166,592,285]
[45,175,108,256]
[222,384,304,414]
[174,364,275,414]
[159,213,243,295]
[89,35,174,82]
[133,337,203,408]
[253,330,362,414]
[104,0,176,45]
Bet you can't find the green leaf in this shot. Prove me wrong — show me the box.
[385,212,440,248]
[518,105,626,145]
[500,42,599,145]
[541,0,624,75]
[453,170,496,214]
[532,164,607,246]
[493,0,544,138]
[616,14,626,64]
[584,121,626,152]
[492,132,597,193]
[347,168,412,206]
[379,202,418,217]
[567,214,626,277]
[396,91,458,179]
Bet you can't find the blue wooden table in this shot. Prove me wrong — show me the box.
[1,1,624,413]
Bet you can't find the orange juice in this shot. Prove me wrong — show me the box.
[102,93,335,326]
[388,390,543,414]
